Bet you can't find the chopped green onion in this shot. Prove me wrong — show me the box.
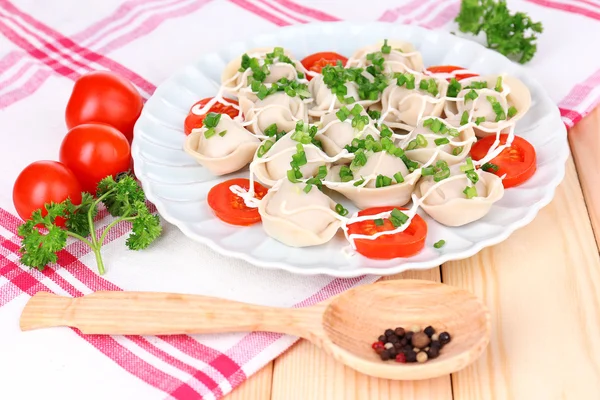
[256,84,269,100]
[495,76,503,92]
[395,72,415,89]
[433,165,450,182]
[339,165,354,182]
[375,174,393,188]
[287,168,301,183]
[291,143,307,167]
[316,165,328,179]
[257,140,274,158]
[464,89,478,102]
[368,109,381,120]
[353,177,365,186]
[350,149,368,171]
[475,116,486,125]
[434,240,446,249]
[336,106,350,121]
[350,104,363,116]
[486,96,507,122]
[393,172,404,183]
[204,128,216,139]
[203,112,222,128]
[297,72,305,79]
[466,80,488,90]
[452,146,463,156]
[466,170,479,184]
[416,134,428,147]
[422,167,434,176]
[463,186,478,199]
[239,54,251,71]
[447,127,460,137]
[418,78,439,96]
[390,208,409,227]
[303,184,313,193]
[508,106,518,118]
[379,124,393,138]
[427,118,443,133]
[250,80,261,92]
[335,203,349,216]
[460,111,469,125]
[401,155,419,172]
[447,78,461,98]
[264,123,278,137]
[435,138,450,146]
[460,157,475,172]
[381,39,391,54]
[218,130,228,137]
[482,162,499,172]
[374,218,384,226]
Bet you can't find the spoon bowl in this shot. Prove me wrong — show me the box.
[20,279,490,380]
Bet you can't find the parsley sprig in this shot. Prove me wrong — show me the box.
[17,174,162,275]
[455,0,543,64]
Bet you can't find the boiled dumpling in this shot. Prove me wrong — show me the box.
[221,47,303,97]
[315,108,380,157]
[239,92,308,137]
[416,163,504,226]
[443,74,531,137]
[402,117,476,165]
[308,75,378,117]
[258,179,342,247]
[184,114,260,176]
[324,150,421,209]
[346,40,424,73]
[252,132,331,187]
[380,71,448,131]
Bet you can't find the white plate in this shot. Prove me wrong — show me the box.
[131,21,568,278]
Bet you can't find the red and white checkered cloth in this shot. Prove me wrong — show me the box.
[1,0,599,399]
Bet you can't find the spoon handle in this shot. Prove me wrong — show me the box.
[20,291,319,337]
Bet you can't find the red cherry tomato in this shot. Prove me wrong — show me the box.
[65,71,143,143]
[347,206,428,259]
[426,65,479,81]
[184,97,239,135]
[13,161,82,226]
[59,123,131,194]
[470,134,537,188]
[207,178,269,226]
[301,52,348,80]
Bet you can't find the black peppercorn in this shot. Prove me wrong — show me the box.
[405,331,413,342]
[439,332,451,345]
[400,337,408,346]
[388,334,399,344]
[394,342,403,351]
[430,340,441,349]
[402,344,413,353]
[427,346,440,359]
[405,350,417,363]
[378,335,387,343]
[380,350,390,361]
[424,326,435,337]
[394,327,405,337]
[385,329,394,337]
[388,348,397,358]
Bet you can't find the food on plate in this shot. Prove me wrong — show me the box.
[65,70,143,143]
[12,160,82,226]
[59,123,131,194]
[373,324,451,363]
[402,117,476,165]
[443,74,531,137]
[301,51,349,78]
[184,113,261,176]
[239,91,309,137]
[346,39,424,73]
[182,38,536,260]
[207,178,268,226]
[184,97,239,134]
[470,134,537,188]
[416,159,504,227]
[345,206,427,259]
[258,179,343,247]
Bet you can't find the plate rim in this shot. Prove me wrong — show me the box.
[132,21,569,278]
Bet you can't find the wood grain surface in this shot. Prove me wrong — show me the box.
[223,107,600,400]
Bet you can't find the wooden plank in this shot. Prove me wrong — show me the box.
[569,107,600,248]
[270,268,453,400]
[223,362,273,400]
[443,156,600,399]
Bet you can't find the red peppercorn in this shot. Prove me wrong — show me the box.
[395,353,406,363]
[372,341,385,353]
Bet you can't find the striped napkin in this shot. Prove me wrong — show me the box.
[1,0,599,399]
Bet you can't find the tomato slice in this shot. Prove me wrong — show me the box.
[301,52,348,80]
[470,134,537,188]
[207,178,269,226]
[426,65,478,81]
[184,97,239,135]
[347,206,427,259]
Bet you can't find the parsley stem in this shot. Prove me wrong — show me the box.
[92,248,106,276]
[65,231,94,249]
[98,214,136,247]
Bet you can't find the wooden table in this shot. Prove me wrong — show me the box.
[225,107,600,400]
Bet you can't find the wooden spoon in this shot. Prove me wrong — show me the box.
[19,279,490,380]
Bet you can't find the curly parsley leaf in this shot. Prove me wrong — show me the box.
[455,0,543,64]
